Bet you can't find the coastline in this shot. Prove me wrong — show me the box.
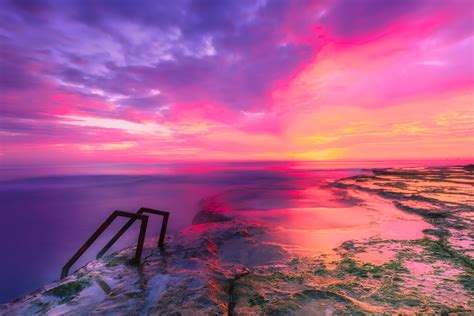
[1,165,473,314]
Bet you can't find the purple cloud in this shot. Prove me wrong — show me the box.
[0,0,472,156]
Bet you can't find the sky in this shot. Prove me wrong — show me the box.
[0,0,473,164]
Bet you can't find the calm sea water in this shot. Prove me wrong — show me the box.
[0,160,467,303]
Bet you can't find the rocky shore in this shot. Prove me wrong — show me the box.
[1,166,472,315]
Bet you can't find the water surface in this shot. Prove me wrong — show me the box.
[0,160,465,303]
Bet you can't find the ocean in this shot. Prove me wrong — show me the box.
[0,160,468,303]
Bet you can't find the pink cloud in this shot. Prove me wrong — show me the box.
[0,0,473,164]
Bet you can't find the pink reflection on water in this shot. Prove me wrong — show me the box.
[218,176,433,256]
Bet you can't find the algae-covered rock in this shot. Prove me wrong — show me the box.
[44,279,91,303]
[192,208,231,225]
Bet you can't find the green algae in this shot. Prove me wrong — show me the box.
[234,272,365,315]
[269,271,305,283]
[370,281,403,304]
[313,262,327,275]
[383,259,409,273]
[288,258,300,265]
[248,292,265,308]
[413,237,474,270]
[337,258,372,278]
[422,228,450,238]
[336,258,407,279]
[457,272,474,292]
[44,279,91,303]
[393,201,449,219]
[105,255,131,267]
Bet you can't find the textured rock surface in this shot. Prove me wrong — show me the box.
[1,166,473,314]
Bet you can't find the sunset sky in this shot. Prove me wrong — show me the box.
[1,0,473,164]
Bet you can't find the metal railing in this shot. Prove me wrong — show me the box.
[61,207,169,279]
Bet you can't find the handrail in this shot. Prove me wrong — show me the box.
[61,207,170,279]
[61,210,149,279]
[97,207,169,259]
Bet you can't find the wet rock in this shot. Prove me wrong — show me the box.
[341,240,356,250]
[192,209,231,225]
[463,164,474,171]
[423,228,450,238]
[44,279,91,303]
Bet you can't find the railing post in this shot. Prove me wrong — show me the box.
[158,212,169,248]
[61,211,120,279]
[61,211,149,279]
[132,215,148,264]
[97,208,169,259]
[96,218,136,259]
